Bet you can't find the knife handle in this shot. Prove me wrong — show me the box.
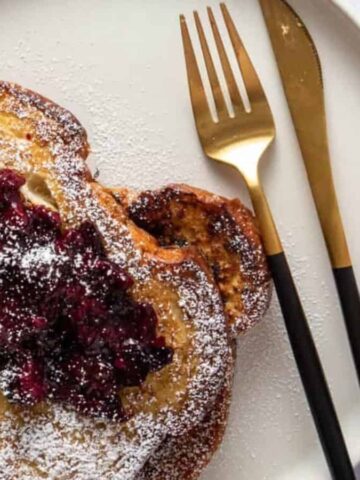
[267,252,355,480]
[333,266,360,384]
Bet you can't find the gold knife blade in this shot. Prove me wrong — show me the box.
[259,0,351,268]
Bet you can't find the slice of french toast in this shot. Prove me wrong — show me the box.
[107,186,271,479]
[111,184,272,337]
[0,82,230,480]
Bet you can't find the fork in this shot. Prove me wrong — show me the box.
[179,4,355,479]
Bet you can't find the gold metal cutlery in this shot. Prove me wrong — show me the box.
[260,0,360,386]
[179,4,355,479]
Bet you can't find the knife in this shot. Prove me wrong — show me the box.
[259,0,360,385]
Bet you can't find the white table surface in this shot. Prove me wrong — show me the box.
[0,1,359,479]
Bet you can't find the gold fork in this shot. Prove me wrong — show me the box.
[180,4,355,479]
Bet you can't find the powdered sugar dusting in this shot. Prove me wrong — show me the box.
[0,81,230,479]
[0,407,162,480]
[137,344,236,480]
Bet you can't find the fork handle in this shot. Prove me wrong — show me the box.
[267,252,355,480]
[333,266,360,385]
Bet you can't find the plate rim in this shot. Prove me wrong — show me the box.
[327,0,360,27]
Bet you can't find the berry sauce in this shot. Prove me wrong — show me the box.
[0,169,173,420]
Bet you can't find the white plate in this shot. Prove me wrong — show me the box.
[329,0,360,27]
[0,1,359,479]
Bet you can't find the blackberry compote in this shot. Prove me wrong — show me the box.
[0,169,173,420]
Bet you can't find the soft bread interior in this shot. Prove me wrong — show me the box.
[21,173,58,210]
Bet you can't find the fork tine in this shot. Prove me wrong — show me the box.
[207,6,243,111]
[220,3,265,107]
[180,15,213,124]
[193,11,227,118]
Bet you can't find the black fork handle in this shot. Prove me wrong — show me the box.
[333,266,360,385]
[267,252,355,480]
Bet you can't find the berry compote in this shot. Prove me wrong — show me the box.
[0,169,173,420]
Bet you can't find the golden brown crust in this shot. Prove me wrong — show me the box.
[0,82,230,479]
[112,184,272,337]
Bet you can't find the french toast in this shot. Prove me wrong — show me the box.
[0,82,231,479]
[111,184,272,337]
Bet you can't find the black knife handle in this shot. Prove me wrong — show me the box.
[267,252,355,480]
[333,266,360,384]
